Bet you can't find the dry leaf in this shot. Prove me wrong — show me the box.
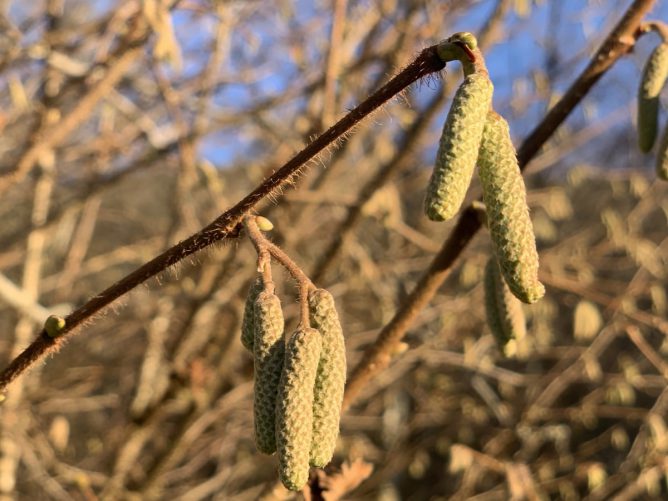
[313,459,373,501]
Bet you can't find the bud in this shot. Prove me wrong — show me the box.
[44,315,66,338]
[478,111,544,303]
[307,289,346,467]
[276,328,322,491]
[241,276,263,352]
[484,258,526,352]
[638,43,668,152]
[253,291,285,454]
[424,72,493,221]
[255,215,274,231]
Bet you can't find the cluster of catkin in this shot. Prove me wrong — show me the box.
[637,23,668,180]
[241,239,346,491]
[424,32,544,351]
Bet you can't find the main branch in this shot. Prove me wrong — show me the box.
[0,45,446,392]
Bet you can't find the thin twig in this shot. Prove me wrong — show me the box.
[244,216,314,327]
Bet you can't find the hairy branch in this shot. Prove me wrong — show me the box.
[0,45,446,392]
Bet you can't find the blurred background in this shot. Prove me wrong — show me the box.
[0,0,667,499]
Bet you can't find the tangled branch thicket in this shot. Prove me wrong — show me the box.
[0,0,666,499]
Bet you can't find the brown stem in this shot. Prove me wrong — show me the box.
[641,20,668,41]
[0,46,445,392]
[342,0,657,410]
[245,216,314,328]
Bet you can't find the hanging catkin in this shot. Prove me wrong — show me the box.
[425,33,493,221]
[478,110,544,303]
[638,42,668,152]
[252,291,285,454]
[307,289,346,468]
[275,328,322,491]
[241,276,263,352]
[656,121,668,180]
[484,258,526,351]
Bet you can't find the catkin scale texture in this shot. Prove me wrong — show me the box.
[308,289,346,468]
[424,72,493,221]
[478,111,544,303]
[241,276,263,351]
[638,43,668,152]
[276,328,322,491]
[657,122,668,180]
[484,258,526,351]
[253,291,285,454]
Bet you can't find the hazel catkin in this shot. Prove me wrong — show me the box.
[638,42,668,153]
[275,328,322,491]
[424,71,493,221]
[484,258,526,353]
[241,276,263,352]
[307,289,346,468]
[253,291,285,454]
[477,110,544,304]
[656,121,668,180]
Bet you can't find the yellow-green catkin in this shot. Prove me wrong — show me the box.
[638,42,668,153]
[307,289,346,468]
[425,34,493,221]
[656,121,668,180]
[276,328,322,491]
[253,291,285,454]
[484,258,526,353]
[241,276,263,352]
[478,111,544,303]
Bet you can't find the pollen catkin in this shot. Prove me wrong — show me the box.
[241,276,263,352]
[253,291,285,454]
[657,121,668,180]
[424,72,494,221]
[478,111,544,303]
[484,258,526,352]
[308,289,346,468]
[276,328,322,491]
[638,42,668,152]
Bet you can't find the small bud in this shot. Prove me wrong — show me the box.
[44,315,66,338]
[449,32,478,51]
[255,216,274,232]
[276,328,322,491]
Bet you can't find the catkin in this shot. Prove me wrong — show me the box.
[638,42,668,153]
[276,328,322,491]
[424,72,493,221]
[308,289,346,468]
[657,121,668,180]
[484,258,526,352]
[241,276,263,352]
[478,110,544,303]
[253,291,285,454]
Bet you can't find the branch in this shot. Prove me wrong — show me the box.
[0,45,446,392]
[343,0,657,410]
